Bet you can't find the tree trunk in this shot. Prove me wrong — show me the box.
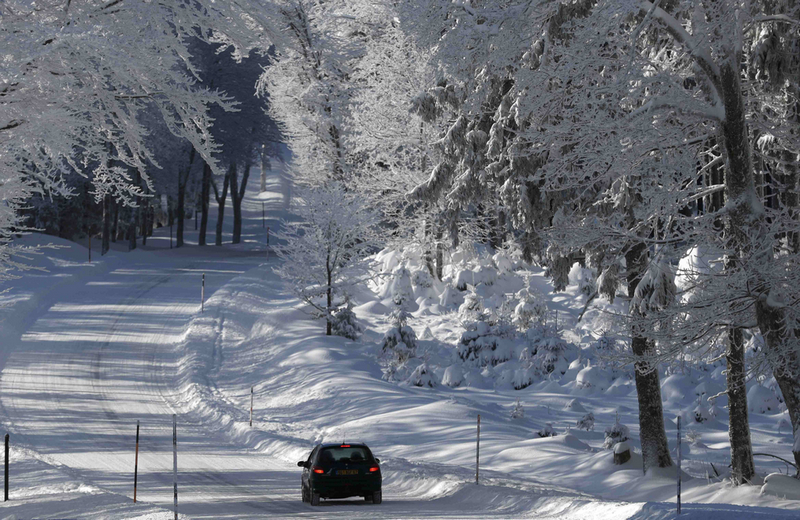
[435,228,444,281]
[424,217,435,278]
[626,245,673,473]
[141,196,148,246]
[128,206,137,251]
[111,199,119,243]
[715,58,800,472]
[199,162,211,246]
[326,261,333,336]
[101,194,111,256]
[177,179,186,248]
[260,143,269,193]
[756,299,800,471]
[727,326,755,484]
[230,160,250,244]
[212,165,231,246]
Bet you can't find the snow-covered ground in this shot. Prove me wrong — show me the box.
[0,165,798,519]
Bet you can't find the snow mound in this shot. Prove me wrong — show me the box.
[748,384,781,414]
[576,366,611,391]
[761,473,800,500]
[565,399,587,412]
[354,300,391,315]
[442,365,464,387]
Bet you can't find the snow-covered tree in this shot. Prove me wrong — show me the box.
[273,183,378,335]
[0,0,280,271]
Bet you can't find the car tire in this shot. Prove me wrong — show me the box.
[372,490,382,504]
[310,492,321,506]
[301,486,308,503]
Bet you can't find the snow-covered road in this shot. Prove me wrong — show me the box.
[1,172,797,519]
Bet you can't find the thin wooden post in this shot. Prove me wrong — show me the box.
[201,273,205,313]
[172,414,178,520]
[133,421,140,503]
[476,415,481,485]
[677,415,682,516]
[4,433,8,501]
[250,387,254,427]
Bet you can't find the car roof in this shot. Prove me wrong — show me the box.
[317,442,369,448]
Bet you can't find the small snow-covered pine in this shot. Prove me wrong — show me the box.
[330,301,363,340]
[511,399,524,419]
[576,413,595,431]
[603,416,630,449]
[538,423,557,438]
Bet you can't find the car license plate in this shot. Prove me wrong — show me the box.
[337,469,358,475]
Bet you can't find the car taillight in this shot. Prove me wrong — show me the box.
[312,467,325,474]
[369,466,380,472]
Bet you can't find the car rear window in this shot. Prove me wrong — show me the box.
[318,447,370,465]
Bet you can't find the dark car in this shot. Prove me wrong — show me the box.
[297,443,382,505]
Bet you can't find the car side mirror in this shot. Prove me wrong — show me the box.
[297,461,306,467]
[374,458,380,464]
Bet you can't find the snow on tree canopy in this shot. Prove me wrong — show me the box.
[631,255,676,315]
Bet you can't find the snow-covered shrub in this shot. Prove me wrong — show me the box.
[472,265,497,286]
[568,263,596,296]
[407,362,437,387]
[439,286,461,309]
[513,291,548,331]
[493,251,514,274]
[388,265,414,308]
[693,403,710,423]
[590,331,618,370]
[511,399,524,419]
[442,365,464,387]
[412,269,434,289]
[596,263,621,304]
[685,429,702,445]
[538,423,557,438]
[603,417,630,449]
[527,326,574,376]
[457,320,517,367]
[330,300,363,340]
[545,249,572,292]
[453,269,474,291]
[381,309,417,363]
[458,291,483,322]
[576,413,595,431]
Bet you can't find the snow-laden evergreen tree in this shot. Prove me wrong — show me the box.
[273,183,378,336]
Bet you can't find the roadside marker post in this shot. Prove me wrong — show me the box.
[201,273,205,313]
[267,226,270,246]
[89,235,92,263]
[173,414,178,520]
[4,433,8,501]
[262,202,265,228]
[476,415,481,485]
[677,415,682,516]
[133,421,140,503]
[250,387,254,427]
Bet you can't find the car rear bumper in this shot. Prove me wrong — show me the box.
[310,476,381,498]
